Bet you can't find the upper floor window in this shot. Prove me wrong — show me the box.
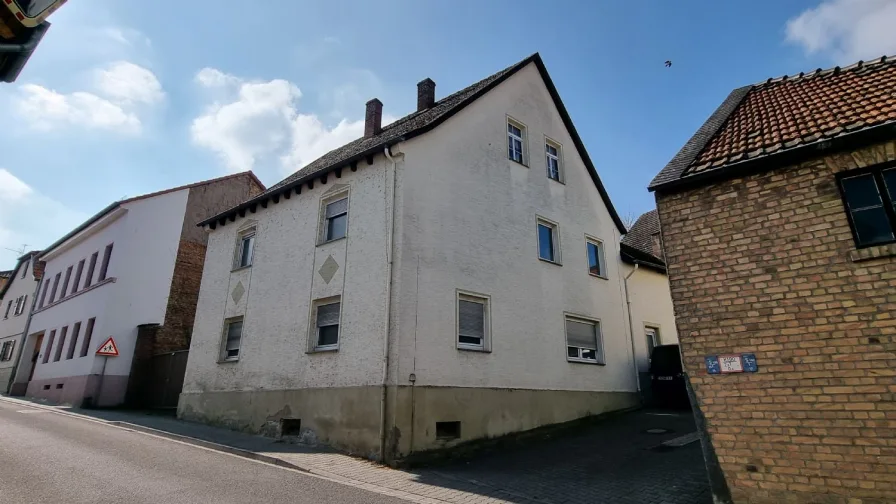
[20,260,28,279]
[235,230,255,269]
[312,298,341,351]
[566,315,604,364]
[49,273,61,303]
[457,291,490,351]
[507,119,526,165]
[98,243,113,281]
[586,237,606,278]
[14,295,26,316]
[85,252,98,288]
[73,259,85,294]
[546,140,561,181]
[39,280,49,309]
[839,166,896,248]
[323,197,348,243]
[61,266,73,298]
[537,217,561,264]
[4,300,12,319]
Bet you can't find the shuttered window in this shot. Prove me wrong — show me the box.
[222,319,243,361]
[566,317,603,364]
[315,301,341,349]
[457,292,489,350]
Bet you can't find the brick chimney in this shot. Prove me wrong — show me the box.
[417,78,436,111]
[365,98,383,138]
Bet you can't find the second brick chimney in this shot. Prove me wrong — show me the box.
[365,98,383,138]
[417,78,436,111]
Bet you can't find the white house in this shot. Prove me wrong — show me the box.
[0,251,43,393]
[180,53,679,461]
[620,210,679,385]
[12,172,264,407]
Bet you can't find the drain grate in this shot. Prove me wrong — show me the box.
[645,428,671,434]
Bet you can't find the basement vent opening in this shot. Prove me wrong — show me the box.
[42,385,50,390]
[55,384,63,389]
[436,421,461,440]
[280,418,302,437]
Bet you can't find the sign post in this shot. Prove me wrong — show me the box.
[94,337,119,407]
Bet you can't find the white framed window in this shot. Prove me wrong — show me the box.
[20,260,28,279]
[507,118,527,165]
[235,228,256,269]
[545,139,562,181]
[585,237,606,278]
[457,291,490,351]
[221,318,243,362]
[645,326,660,361]
[311,298,341,351]
[3,301,11,319]
[322,197,348,243]
[565,315,604,364]
[536,217,561,264]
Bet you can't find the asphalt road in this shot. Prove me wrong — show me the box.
[0,400,407,504]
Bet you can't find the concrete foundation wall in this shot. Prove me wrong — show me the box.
[179,386,637,459]
[25,373,128,407]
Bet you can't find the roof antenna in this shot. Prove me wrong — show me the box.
[4,244,28,256]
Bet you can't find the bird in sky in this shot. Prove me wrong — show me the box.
[665,60,672,68]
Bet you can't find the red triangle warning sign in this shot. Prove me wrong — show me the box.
[96,337,119,357]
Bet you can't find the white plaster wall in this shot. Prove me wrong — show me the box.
[391,62,637,393]
[27,189,187,382]
[182,162,390,393]
[0,258,40,373]
[623,264,679,371]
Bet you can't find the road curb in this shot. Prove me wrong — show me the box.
[0,395,310,474]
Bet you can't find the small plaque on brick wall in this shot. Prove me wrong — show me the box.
[705,353,758,374]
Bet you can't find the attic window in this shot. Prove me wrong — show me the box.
[838,166,896,248]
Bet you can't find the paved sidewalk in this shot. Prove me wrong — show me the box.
[0,396,711,504]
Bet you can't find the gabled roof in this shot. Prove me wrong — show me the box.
[40,171,264,258]
[620,210,665,273]
[0,250,42,300]
[0,270,11,279]
[650,55,896,193]
[200,53,627,234]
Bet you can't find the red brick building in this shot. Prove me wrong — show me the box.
[649,57,896,504]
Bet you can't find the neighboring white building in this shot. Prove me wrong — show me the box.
[180,53,679,461]
[620,210,679,383]
[12,172,264,406]
[0,251,43,392]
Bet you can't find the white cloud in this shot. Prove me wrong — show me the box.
[14,61,162,134]
[94,61,164,105]
[786,0,896,62]
[191,68,390,175]
[0,169,87,265]
[195,67,241,89]
[15,84,141,133]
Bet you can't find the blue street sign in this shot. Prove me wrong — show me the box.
[705,355,721,374]
[741,354,758,373]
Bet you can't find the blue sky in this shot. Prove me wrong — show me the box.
[1,0,894,269]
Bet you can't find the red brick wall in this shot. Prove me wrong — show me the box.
[655,139,896,504]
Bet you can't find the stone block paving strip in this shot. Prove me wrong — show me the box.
[0,396,711,504]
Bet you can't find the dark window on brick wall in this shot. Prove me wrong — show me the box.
[838,164,896,248]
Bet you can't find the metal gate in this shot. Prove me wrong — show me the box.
[127,350,189,409]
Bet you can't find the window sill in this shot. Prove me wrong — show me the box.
[509,158,528,168]
[849,243,896,263]
[34,277,115,314]
[589,272,609,280]
[317,236,347,247]
[567,358,605,366]
[231,265,252,273]
[217,357,240,364]
[548,177,565,185]
[457,345,490,353]
[538,257,562,267]
[308,346,339,354]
